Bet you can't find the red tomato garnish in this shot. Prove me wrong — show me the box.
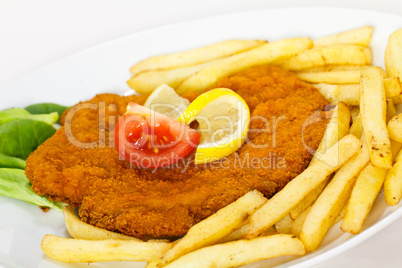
[114,103,200,168]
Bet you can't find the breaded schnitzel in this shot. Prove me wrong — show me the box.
[26,66,329,238]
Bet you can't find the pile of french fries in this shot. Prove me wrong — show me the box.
[41,26,402,267]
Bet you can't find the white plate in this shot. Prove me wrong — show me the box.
[0,7,401,268]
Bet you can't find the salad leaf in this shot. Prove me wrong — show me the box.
[0,119,56,160]
[0,168,64,210]
[25,103,69,123]
[0,153,26,169]
[0,108,58,126]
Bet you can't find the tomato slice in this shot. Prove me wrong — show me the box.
[114,103,200,168]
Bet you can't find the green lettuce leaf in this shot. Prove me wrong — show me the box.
[0,108,58,126]
[0,153,26,169]
[0,119,56,160]
[0,168,64,210]
[25,103,69,123]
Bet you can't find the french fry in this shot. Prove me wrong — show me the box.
[300,142,370,251]
[393,95,402,105]
[280,45,372,71]
[260,226,278,236]
[397,148,402,162]
[350,106,360,122]
[313,79,401,106]
[146,259,161,268]
[310,102,351,164]
[360,67,392,168]
[176,37,312,94]
[298,64,369,73]
[290,207,311,237]
[291,203,347,238]
[391,139,402,162]
[385,29,402,78]
[127,60,217,94]
[387,97,402,161]
[314,84,360,106]
[384,106,402,206]
[350,113,363,139]
[313,26,374,47]
[341,163,388,234]
[246,135,361,239]
[388,114,402,143]
[298,70,361,84]
[384,77,402,98]
[333,202,348,226]
[217,224,250,244]
[290,102,350,220]
[130,40,267,74]
[163,235,305,268]
[63,206,139,241]
[160,190,267,266]
[41,234,171,263]
[275,214,293,234]
[386,99,398,124]
[289,179,329,220]
[384,160,402,206]
[218,225,277,244]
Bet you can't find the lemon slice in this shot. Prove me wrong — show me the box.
[144,84,190,119]
[178,88,250,164]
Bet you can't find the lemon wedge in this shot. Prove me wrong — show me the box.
[178,88,250,164]
[144,84,190,119]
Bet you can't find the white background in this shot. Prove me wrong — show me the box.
[1,0,402,267]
